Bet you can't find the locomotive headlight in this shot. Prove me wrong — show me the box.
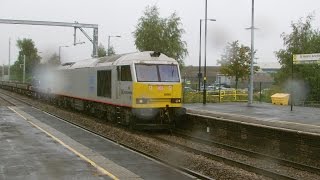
[171,98,181,103]
[136,98,149,104]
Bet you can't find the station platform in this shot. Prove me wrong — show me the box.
[184,102,320,135]
[0,107,109,179]
[0,106,195,180]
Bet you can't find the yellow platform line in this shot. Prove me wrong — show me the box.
[8,107,119,180]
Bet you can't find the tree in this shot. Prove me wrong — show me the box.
[217,40,258,89]
[275,15,320,101]
[47,53,60,66]
[98,43,107,57]
[133,5,188,67]
[0,65,3,79]
[107,46,116,56]
[11,38,41,82]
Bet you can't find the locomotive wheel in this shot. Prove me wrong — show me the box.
[94,109,104,119]
[129,117,136,130]
[170,118,176,128]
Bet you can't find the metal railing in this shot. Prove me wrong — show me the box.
[183,90,248,103]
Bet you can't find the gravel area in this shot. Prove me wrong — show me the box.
[1,89,310,179]
[0,95,14,106]
[155,134,320,180]
[37,106,266,179]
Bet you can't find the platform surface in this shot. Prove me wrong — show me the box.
[184,102,320,134]
[0,107,109,180]
[0,106,195,180]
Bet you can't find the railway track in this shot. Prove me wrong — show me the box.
[2,89,320,179]
[0,94,15,106]
[150,130,320,180]
[174,129,320,175]
[0,90,213,180]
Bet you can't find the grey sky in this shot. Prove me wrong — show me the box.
[1,0,320,68]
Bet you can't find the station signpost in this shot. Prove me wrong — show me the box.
[292,53,320,111]
[293,53,320,64]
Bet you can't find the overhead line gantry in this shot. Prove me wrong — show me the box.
[0,18,99,57]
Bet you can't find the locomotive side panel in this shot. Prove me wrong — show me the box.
[86,68,97,99]
[115,65,134,107]
[68,68,90,98]
[57,67,115,104]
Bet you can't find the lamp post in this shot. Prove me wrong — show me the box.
[59,45,69,63]
[2,64,4,81]
[74,41,85,45]
[198,18,216,92]
[19,55,26,83]
[107,35,121,56]
[8,38,11,81]
[248,0,255,106]
[203,0,210,105]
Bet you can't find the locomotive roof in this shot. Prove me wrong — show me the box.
[58,51,177,69]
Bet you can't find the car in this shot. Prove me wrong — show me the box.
[184,87,195,92]
[200,85,216,91]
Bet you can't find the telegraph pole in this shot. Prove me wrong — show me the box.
[23,55,26,83]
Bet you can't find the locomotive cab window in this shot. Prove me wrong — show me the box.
[97,70,111,98]
[135,64,180,82]
[117,65,132,81]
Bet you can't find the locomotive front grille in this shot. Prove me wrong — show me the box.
[135,98,182,104]
[149,98,171,103]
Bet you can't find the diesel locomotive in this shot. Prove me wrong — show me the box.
[1,51,186,129]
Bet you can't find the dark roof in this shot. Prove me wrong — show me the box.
[181,65,275,83]
[181,66,220,78]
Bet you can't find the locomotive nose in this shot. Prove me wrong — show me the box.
[132,108,159,120]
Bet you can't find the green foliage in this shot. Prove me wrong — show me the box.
[11,38,41,82]
[0,65,4,78]
[275,15,320,101]
[133,5,188,67]
[107,46,116,56]
[98,43,107,57]
[217,40,258,89]
[254,86,283,103]
[46,53,60,66]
